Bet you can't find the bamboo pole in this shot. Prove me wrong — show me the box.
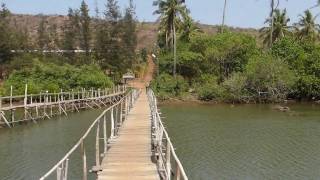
[95,120,100,168]
[81,140,87,180]
[10,86,12,108]
[166,140,171,180]
[110,108,115,138]
[103,114,107,154]
[24,84,28,120]
[0,97,2,123]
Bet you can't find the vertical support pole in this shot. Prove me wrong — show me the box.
[50,96,53,117]
[103,114,107,154]
[110,108,115,138]
[24,84,28,120]
[81,140,87,180]
[0,97,2,123]
[64,159,69,180]
[10,85,13,108]
[175,168,181,180]
[57,167,62,180]
[95,120,100,168]
[119,101,123,126]
[11,110,15,125]
[166,140,171,180]
[115,104,118,135]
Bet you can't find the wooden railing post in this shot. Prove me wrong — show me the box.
[64,159,69,180]
[103,114,107,154]
[166,140,171,180]
[110,108,115,138]
[0,97,2,123]
[175,167,181,180]
[10,85,13,108]
[81,140,87,180]
[95,120,100,169]
[24,84,28,120]
[57,167,62,180]
[119,101,123,126]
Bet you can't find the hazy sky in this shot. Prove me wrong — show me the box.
[0,0,319,28]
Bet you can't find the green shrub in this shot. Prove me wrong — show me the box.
[195,74,224,101]
[223,72,248,102]
[2,62,113,95]
[151,73,188,100]
[245,53,296,100]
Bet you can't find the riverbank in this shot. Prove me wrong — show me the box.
[157,93,320,106]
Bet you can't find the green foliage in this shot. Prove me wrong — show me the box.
[271,37,320,99]
[245,53,296,100]
[2,61,113,95]
[222,72,248,102]
[140,48,148,62]
[151,73,188,100]
[194,74,224,101]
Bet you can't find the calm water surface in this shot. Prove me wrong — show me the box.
[1,103,320,180]
[160,103,320,180]
[0,109,104,180]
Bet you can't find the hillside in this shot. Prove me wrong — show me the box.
[9,14,260,51]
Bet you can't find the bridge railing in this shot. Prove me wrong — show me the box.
[39,88,140,180]
[147,89,188,180]
[0,85,126,128]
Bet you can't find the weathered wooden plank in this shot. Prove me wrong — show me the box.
[97,90,159,180]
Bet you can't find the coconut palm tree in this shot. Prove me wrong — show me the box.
[221,0,227,33]
[267,0,288,47]
[153,0,188,77]
[260,9,291,46]
[294,10,320,42]
[180,15,201,42]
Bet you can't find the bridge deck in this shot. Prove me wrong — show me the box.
[97,90,160,180]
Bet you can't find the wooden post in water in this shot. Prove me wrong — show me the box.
[64,159,69,180]
[103,114,107,154]
[95,120,100,169]
[110,108,115,138]
[24,84,28,120]
[166,140,171,180]
[119,101,123,126]
[10,86,13,108]
[81,140,88,180]
[0,97,2,123]
[175,168,181,180]
[57,167,62,180]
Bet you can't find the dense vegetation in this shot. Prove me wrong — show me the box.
[0,0,144,96]
[151,0,320,103]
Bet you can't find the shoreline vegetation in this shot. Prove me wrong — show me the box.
[151,1,320,104]
[0,0,144,96]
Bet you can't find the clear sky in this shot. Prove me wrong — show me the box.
[0,0,319,28]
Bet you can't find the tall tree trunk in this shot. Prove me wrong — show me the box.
[221,0,227,33]
[173,22,177,78]
[270,0,274,47]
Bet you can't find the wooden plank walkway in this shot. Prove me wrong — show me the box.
[97,90,160,180]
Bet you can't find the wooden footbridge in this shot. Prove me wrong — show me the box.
[0,85,126,127]
[39,88,188,180]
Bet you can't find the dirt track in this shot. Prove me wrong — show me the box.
[129,55,155,89]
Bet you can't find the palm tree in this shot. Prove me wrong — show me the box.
[153,0,188,77]
[294,10,320,42]
[180,15,201,42]
[260,9,291,46]
[221,0,227,33]
[267,0,287,47]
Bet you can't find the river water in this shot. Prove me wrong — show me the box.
[1,103,320,180]
[160,103,320,180]
[0,109,104,180]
